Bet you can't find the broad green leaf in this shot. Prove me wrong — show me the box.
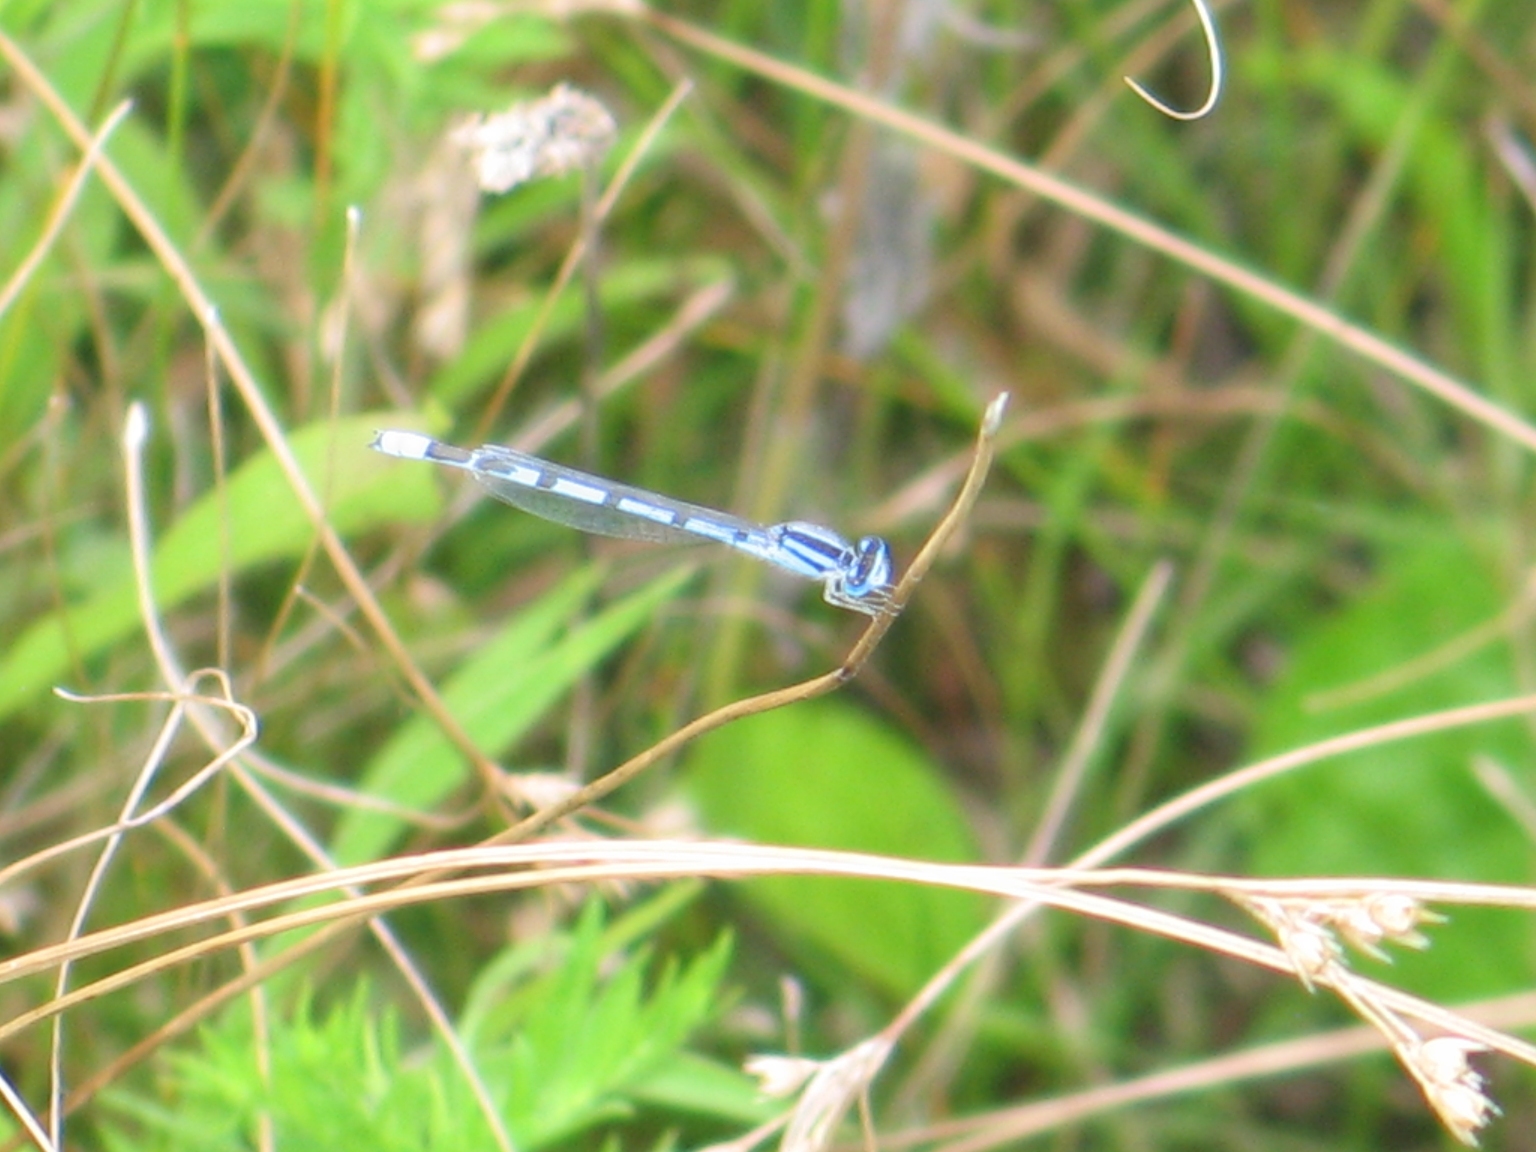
[0,412,437,721]
[330,566,694,865]
[1244,534,1533,998]
[686,703,986,999]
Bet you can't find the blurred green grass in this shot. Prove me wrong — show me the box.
[2,0,1534,1148]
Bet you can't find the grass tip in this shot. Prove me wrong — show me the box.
[123,402,148,449]
[982,392,1010,435]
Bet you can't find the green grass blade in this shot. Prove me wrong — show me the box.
[330,565,693,865]
[0,413,437,721]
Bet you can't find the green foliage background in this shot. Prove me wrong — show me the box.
[1,1,1533,1148]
